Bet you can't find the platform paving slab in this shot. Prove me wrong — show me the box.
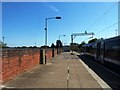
[2,52,103,89]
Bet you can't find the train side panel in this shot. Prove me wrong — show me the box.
[104,37,120,68]
[82,36,120,74]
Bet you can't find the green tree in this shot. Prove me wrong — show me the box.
[56,40,62,48]
[70,43,79,51]
[88,38,97,43]
[78,41,86,52]
[0,41,7,48]
[51,43,56,48]
[97,38,104,41]
[78,41,86,48]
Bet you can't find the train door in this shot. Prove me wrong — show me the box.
[97,42,101,62]
[94,43,97,61]
[100,42,105,64]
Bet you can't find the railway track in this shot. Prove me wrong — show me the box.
[78,54,120,89]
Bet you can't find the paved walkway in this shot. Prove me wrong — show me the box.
[2,52,103,89]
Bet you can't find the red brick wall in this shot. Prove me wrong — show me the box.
[46,49,52,60]
[2,48,62,84]
[46,49,62,60]
[2,48,40,83]
[54,49,58,56]
[0,52,2,84]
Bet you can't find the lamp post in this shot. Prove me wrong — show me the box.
[44,16,61,64]
[45,17,61,47]
[59,35,66,40]
[59,35,66,46]
[2,36,5,44]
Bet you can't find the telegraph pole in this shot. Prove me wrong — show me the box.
[2,36,5,44]
[115,29,117,36]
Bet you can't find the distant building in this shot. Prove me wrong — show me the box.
[118,1,120,35]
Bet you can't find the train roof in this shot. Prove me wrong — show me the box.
[82,36,120,47]
[96,35,120,43]
[82,43,95,47]
[104,35,120,41]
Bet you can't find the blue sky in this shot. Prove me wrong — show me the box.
[2,2,118,47]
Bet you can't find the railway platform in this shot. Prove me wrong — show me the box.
[1,52,111,89]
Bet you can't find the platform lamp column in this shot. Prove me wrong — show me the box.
[44,16,61,64]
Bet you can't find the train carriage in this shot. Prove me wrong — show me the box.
[103,36,120,68]
[82,36,120,74]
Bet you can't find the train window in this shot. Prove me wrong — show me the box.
[105,37,120,60]
[92,43,96,49]
[94,43,97,49]
[101,42,104,49]
[105,40,119,50]
[112,46,120,50]
[105,43,111,50]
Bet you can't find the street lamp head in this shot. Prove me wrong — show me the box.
[63,35,66,36]
[56,17,61,19]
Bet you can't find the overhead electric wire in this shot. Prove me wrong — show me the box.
[83,21,120,42]
[81,2,118,43]
[86,2,118,32]
[95,21,120,35]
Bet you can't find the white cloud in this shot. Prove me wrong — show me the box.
[50,6,60,13]
[42,2,61,14]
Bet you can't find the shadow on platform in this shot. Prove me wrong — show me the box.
[77,54,120,89]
